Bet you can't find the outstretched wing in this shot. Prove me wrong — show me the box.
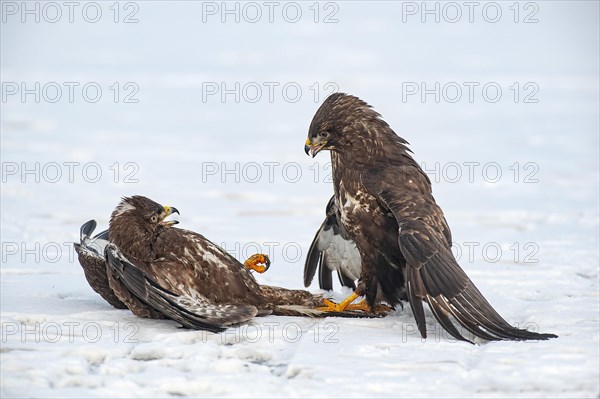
[74,220,127,309]
[305,196,361,290]
[105,244,258,332]
[364,174,557,343]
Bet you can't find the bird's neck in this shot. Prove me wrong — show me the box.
[108,218,157,263]
[329,134,423,195]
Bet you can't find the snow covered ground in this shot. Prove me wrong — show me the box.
[1,1,599,397]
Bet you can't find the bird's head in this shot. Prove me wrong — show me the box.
[304,93,379,158]
[111,195,179,228]
[109,196,179,258]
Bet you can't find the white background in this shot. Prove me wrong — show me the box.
[1,1,599,397]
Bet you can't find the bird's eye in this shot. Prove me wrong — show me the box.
[320,131,328,137]
[150,215,158,223]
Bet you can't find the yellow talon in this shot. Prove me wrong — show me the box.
[345,299,374,312]
[318,292,359,312]
[318,298,346,312]
[347,300,392,313]
[244,253,271,274]
[318,292,391,314]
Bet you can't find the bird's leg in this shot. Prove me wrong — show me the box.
[319,292,391,313]
[345,299,392,313]
[244,254,271,273]
[318,291,381,312]
[318,292,359,312]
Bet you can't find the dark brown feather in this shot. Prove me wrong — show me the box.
[73,220,127,309]
[105,245,256,331]
[304,92,557,342]
[103,196,326,327]
[70,195,375,331]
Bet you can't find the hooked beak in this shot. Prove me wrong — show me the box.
[163,205,180,216]
[161,205,180,227]
[304,138,326,158]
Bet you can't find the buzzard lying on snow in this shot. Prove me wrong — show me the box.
[75,195,360,332]
[304,93,557,343]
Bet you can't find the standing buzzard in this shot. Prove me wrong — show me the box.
[75,196,368,332]
[303,93,557,343]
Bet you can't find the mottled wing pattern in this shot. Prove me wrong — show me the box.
[144,229,373,319]
[364,171,557,343]
[105,244,258,332]
[150,228,264,305]
[73,220,127,309]
[304,196,361,290]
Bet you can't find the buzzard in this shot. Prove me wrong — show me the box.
[75,195,367,332]
[303,93,557,343]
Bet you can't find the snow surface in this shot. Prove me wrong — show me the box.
[1,1,599,397]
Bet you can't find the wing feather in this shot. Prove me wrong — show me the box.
[369,182,557,342]
[407,268,427,338]
[318,253,333,290]
[105,244,257,332]
[304,196,359,290]
[425,296,473,343]
[74,220,127,309]
[337,268,356,289]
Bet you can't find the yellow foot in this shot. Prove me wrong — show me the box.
[244,253,271,273]
[344,299,371,312]
[318,293,391,314]
[318,298,350,312]
[347,300,392,314]
[318,292,359,312]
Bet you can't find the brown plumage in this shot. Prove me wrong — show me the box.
[74,221,127,309]
[304,92,557,343]
[75,196,373,332]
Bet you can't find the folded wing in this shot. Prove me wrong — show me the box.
[370,180,557,343]
[105,244,258,332]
